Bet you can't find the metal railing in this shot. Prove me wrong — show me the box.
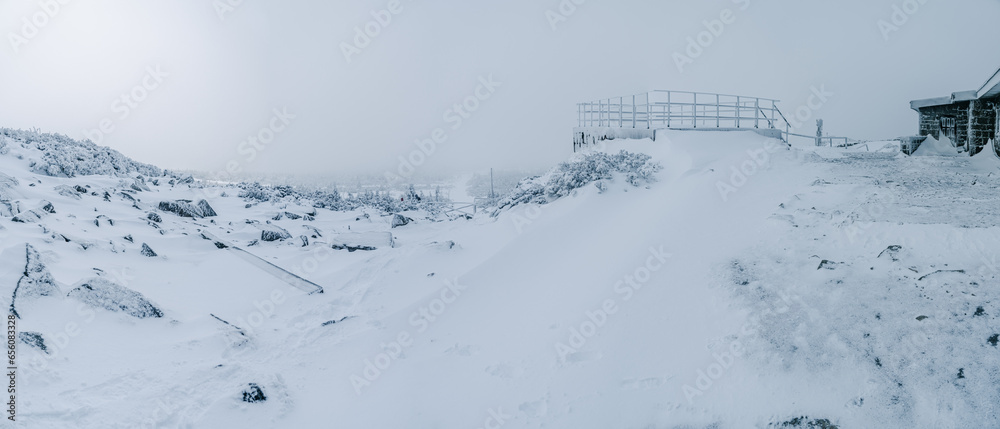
[577,90,791,133]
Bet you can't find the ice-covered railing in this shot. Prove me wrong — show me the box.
[577,90,791,134]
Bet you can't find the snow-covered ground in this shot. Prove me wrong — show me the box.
[2,128,999,428]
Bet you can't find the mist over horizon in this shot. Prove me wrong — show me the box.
[3,0,1000,178]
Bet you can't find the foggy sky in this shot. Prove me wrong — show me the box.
[2,0,999,178]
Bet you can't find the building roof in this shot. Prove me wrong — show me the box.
[978,67,1000,99]
[910,90,977,110]
[910,65,1000,110]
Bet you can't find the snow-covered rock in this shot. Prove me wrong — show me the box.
[390,213,411,228]
[158,199,217,218]
[10,244,60,318]
[140,243,158,257]
[331,232,393,251]
[260,225,292,242]
[66,277,163,318]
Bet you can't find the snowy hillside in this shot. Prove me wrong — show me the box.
[2,129,1000,428]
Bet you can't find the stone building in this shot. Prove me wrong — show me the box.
[910,67,1000,155]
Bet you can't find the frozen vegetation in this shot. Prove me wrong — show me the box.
[494,150,662,212]
[0,128,163,178]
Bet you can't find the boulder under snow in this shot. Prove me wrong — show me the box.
[140,243,158,257]
[67,277,163,318]
[391,214,412,228]
[158,199,218,218]
[261,225,292,242]
[10,244,60,318]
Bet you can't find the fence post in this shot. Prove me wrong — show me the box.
[619,96,623,128]
[666,91,671,128]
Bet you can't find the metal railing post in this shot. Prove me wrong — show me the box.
[693,93,697,129]
[736,96,741,128]
[619,96,623,128]
[646,93,651,129]
[716,94,720,127]
[599,99,603,127]
[632,95,636,128]
[666,91,671,128]
[754,98,760,128]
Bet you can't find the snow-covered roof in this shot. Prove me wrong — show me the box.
[911,65,1000,110]
[977,66,1000,99]
[910,91,976,110]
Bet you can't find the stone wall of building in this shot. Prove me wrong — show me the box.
[967,98,999,155]
[918,101,970,148]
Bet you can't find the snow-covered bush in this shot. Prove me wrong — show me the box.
[238,182,297,203]
[240,182,448,214]
[0,128,163,178]
[1,128,164,177]
[494,150,661,213]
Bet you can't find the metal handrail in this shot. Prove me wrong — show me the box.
[576,90,791,133]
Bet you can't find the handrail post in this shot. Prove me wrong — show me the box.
[632,95,636,128]
[646,93,651,130]
[693,93,697,129]
[754,98,760,128]
[619,96,623,128]
[666,91,671,128]
[716,94,720,127]
[599,99,603,127]
[736,96,741,128]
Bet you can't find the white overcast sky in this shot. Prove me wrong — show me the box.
[2,0,999,177]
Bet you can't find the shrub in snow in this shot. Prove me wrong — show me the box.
[67,277,163,318]
[0,128,163,178]
[0,172,19,201]
[494,150,661,213]
[238,182,296,203]
[19,332,47,354]
[10,244,60,318]
[239,182,447,214]
[241,383,267,403]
